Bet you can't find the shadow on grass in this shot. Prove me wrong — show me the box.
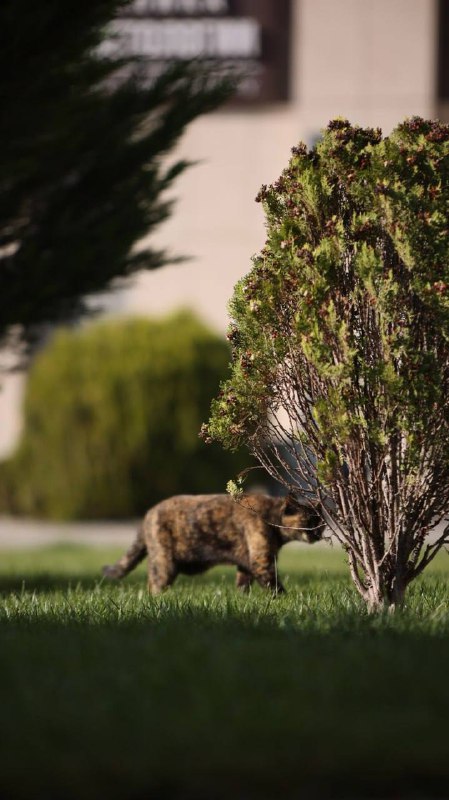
[1,604,449,800]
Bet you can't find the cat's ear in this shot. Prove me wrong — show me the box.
[282,494,298,515]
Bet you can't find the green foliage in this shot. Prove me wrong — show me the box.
[205,117,449,608]
[207,118,449,455]
[0,0,233,348]
[0,311,248,519]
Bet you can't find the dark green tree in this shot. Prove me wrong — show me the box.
[205,117,449,612]
[0,0,232,348]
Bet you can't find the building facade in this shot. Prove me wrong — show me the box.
[117,0,437,333]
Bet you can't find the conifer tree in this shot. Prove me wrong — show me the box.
[205,117,449,611]
[0,0,232,348]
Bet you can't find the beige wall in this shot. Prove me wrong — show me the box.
[120,0,437,332]
[0,0,439,456]
[298,0,436,133]
[118,107,301,331]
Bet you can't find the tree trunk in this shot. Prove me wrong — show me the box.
[366,575,406,613]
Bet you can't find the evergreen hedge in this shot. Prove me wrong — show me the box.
[0,311,249,519]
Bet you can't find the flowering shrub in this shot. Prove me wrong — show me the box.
[204,117,449,611]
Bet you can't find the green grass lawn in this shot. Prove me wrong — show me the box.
[1,543,449,800]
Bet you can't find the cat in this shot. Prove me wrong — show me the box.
[103,493,324,594]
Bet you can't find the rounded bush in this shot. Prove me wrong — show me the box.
[0,311,249,519]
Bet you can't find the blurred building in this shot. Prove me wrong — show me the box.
[0,0,445,455]
[117,0,437,331]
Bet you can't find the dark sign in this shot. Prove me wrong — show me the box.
[103,0,291,103]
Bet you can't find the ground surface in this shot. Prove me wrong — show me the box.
[1,543,449,800]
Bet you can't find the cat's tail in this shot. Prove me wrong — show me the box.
[102,524,146,580]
